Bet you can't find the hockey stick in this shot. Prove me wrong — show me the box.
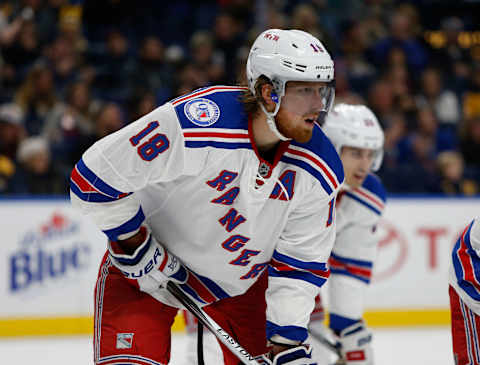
[308,325,341,358]
[197,322,205,365]
[166,281,261,365]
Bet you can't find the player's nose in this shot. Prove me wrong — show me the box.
[312,92,325,111]
[360,155,373,171]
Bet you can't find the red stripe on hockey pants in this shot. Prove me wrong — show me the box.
[450,285,480,365]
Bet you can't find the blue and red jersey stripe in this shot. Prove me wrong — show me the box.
[329,252,373,284]
[268,250,330,288]
[182,128,251,150]
[70,158,131,203]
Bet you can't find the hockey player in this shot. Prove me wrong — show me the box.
[70,28,342,365]
[309,104,386,365]
[449,218,480,364]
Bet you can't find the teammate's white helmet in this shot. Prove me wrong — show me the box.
[246,29,335,138]
[323,104,384,171]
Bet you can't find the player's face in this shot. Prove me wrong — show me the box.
[275,81,327,143]
[340,146,376,188]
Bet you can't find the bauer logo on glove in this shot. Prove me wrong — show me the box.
[108,226,188,294]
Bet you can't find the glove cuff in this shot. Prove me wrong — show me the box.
[108,226,166,278]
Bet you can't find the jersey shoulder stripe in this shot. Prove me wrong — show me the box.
[171,86,249,131]
[362,173,387,202]
[346,173,386,215]
[452,221,480,301]
[182,128,251,150]
[282,126,344,195]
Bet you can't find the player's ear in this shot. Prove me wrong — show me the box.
[260,84,276,112]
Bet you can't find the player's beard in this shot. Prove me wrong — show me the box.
[275,114,313,143]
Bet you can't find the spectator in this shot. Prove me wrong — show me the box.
[0,102,25,192]
[429,17,470,86]
[189,31,226,85]
[42,81,99,175]
[394,106,452,192]
[43,34,82,93]
[9,136,67,194]
[333,61,365,105]
[130,35,173,103]
[291,3,323,42]
[0,102,25,159]
[90,29,134,102]
[339,19,376,95]
[406,106,455,158]
[126,89,156,122]
[370,10,428,75]
[212,12,244,84]
[1,16,40,86]
[416,67,460,126]
[93,102,124,140]
[14,62,58,136]
[459,116,480,170]
[384,63,416,117]
[367,79,395,127]
[435,151,478,196]
[463,65,480,120]
[57,3,86,54]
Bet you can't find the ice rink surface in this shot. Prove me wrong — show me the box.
[1,327,452,364]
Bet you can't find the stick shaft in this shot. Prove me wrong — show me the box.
[166,281,261,365]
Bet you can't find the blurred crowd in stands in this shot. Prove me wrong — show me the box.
[0,0,479,196]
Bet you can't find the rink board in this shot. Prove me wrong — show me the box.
[0,197,477,336]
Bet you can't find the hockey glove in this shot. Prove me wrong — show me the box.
[334,321,373,365]
[256,345,317,365]
[108,226,188,294]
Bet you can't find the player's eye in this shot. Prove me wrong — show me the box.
[298,87,313,94]
[352,149,363,157]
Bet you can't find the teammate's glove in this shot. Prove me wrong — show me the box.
[256,345,317,365]
[108,226,188,294]
[334,321,373,365]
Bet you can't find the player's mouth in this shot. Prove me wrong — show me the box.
[354,173,366,182]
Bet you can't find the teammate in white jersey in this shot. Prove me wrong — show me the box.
[309,104,386,365]
[449,218,480,364]
[70,28,343,365]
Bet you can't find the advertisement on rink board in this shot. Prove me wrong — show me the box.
[0,199,107,319]
[0,197,478,335]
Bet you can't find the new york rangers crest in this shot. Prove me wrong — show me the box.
[184,98,220,127]
[116,333,134,349]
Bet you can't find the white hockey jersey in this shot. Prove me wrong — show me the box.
[449,218,480,315]
[70,86,344,343]
[327,174,386,322]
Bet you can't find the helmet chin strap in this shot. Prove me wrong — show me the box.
[259,102,291,141]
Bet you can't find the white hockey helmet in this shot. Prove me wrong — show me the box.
[246,29,335,140]
[323,104,384,171]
